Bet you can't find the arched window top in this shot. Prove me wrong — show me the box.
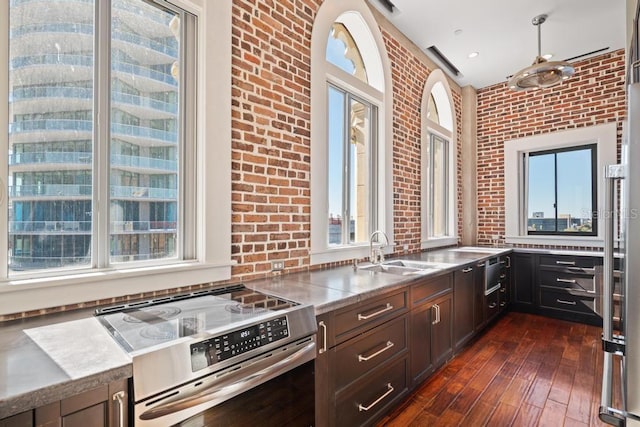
[427,81,453,132]
[326,23,368,83]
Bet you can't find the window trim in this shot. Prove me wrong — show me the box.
[310,0,393,265]
[504,122,617,247]
[0,0,233,315]
[421,70,458,249]
[524,144,598,237]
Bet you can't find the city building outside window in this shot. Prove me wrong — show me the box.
[310,0,393,265]
[7,0,193,273]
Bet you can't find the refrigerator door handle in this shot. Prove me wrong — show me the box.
[599,166,626,427]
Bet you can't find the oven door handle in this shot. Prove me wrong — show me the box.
[139,340,316,421]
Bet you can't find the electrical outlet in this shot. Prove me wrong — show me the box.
[271,261,285,271]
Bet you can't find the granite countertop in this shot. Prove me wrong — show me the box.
[0,246,512,419]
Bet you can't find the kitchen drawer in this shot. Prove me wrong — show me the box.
[335,357,408,427]
[334,315,408,391]
[539,270,596,293]
[335,291,408,340]
[539,289,598,317]
[486,289,499,322]
[498,283,509,310]
[538,255,598,272]
[411,273,452,305]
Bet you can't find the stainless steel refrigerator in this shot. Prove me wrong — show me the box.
[600,11,640,422]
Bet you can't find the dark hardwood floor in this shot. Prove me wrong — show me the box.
[378,312,621,427]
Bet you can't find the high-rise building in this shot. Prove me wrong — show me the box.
[8,0,180,271]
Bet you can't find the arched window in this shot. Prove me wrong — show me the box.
[310,0,392,264]
[421,71,458,247]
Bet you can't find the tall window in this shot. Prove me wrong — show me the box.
[7,0,196,273]
[421,73,457,247]
[525,145,597,235]
[311,0,391,264]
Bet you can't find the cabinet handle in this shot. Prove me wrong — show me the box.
[500,301,506,307]
[358,383,394,412]
[431,304,441,325]
[488,302,497,309]
[556,299,577,306]
[500,286,506,293]
[318,321,327,354]
[556,260,576,266]
[112,390,126,427]
[556,278,577,284]
[358,303,393,320]
[477,262,485,267]
[500,274,506,279]
[358,341,395,362]
[462,267,473,273]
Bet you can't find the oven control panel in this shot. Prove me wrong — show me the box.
[190,316,289,371]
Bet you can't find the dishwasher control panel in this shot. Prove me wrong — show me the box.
[190,316,289,371]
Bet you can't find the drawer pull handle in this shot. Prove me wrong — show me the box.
[500,287,506,293]
[556,260,576,266]
[462,267,473,273]
[358,383,394,412]
[358,303,393,320]
[556,278,577,284]
[358,341,395,362]
[500,274,506,279]
[500,302,506,307]
[318,321,327,354]
[556,299,577,306]
[488,302,497,309]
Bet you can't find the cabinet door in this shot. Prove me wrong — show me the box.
[410,302,432,385]
[315,313,332,427]
[453,266,475,351]
[108,379,128,427]
[431,293,453,370]
[0,411,33,427]
[473,262,486,330]
[511,253,536,310]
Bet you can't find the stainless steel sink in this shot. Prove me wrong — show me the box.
[357,259,443,275]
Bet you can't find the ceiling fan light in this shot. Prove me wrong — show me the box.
[508,14,574,92]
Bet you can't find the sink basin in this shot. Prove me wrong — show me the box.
[357,263,433,276]
[357,259,449,276]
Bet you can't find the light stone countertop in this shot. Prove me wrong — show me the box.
[0,246,520,419]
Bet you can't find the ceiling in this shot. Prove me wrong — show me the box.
[370,0,627,89]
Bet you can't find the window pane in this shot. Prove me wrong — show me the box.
[326,23,368,83]
[556,148,594,233]
[431,135,447,237]
[8,0,95,272]
[527,153,556,232]
[349,98,370,244]
[110,0,179,262]
[327,86,344,245]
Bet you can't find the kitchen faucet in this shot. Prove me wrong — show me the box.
[369,230,389,264]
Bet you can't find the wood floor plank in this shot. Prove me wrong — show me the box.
[377,312,606,427]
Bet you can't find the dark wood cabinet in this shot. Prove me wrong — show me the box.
[453,265,475,351]
[1,380,129,427]
[315,289,410,427]
[511,252,536,311]
[409,274,452,386]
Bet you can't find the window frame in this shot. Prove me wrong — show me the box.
[504,123,617,247]
[0,0,233,315]
[524,144,598,237]
[310,0,393,265]
[421,70,458,249]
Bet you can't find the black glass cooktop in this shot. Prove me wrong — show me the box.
[96,285,296,353]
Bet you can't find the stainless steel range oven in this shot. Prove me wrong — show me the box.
[96,285,317,427]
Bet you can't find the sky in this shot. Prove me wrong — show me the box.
[527,148,593,219]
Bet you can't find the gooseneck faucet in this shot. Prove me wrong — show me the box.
[369,230,390,264]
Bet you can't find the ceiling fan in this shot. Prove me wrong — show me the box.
[508,14,575,91]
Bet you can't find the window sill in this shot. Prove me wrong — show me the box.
[421,236,458,250]
[505,235,604,248]
[310,243,396,265]
[0,261,234,315]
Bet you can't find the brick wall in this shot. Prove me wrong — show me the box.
[476,49,627,248]
[229,1,461,280]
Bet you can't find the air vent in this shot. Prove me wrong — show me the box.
[427,45,461,76]
[564,47,609,62]
[376,0,396,13]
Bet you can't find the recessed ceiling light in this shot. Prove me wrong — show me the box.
[542,53,554,60]
[454,29,463,36]
[468,51,479,59]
